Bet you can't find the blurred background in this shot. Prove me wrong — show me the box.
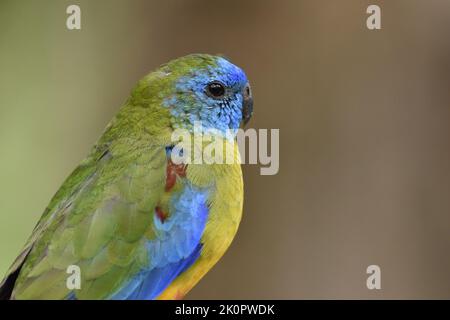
[1,0,450,299]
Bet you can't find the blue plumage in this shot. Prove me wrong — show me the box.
[163,57,248,133]
[109,184,209,299]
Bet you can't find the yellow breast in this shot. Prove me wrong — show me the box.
[157,139,244,299]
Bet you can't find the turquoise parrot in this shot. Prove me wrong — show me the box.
[0,54,253,299]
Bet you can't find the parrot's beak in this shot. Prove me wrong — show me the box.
[242,83,253,126]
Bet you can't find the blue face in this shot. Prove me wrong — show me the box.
[164,57,253,134]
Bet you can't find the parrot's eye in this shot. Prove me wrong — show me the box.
[206,81,226,99]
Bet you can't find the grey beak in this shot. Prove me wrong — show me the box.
[242,84,253,125]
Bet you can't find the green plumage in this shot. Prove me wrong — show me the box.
[5,56,185,298]
[12,143,167,299]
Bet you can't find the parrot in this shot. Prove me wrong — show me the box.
[0,54,253,300]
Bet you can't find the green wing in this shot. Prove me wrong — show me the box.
[2,140,167,299]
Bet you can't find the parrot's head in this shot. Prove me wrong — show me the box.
[132,54,253,135]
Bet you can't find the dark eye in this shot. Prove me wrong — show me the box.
[206,81,226,98]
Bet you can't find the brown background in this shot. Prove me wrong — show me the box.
[0,0,449,299]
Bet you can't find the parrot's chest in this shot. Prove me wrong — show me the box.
[156,162,244,299]
[163,162,244,255]
[154,138,244,299]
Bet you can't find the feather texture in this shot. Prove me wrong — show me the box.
[0,54,249,299]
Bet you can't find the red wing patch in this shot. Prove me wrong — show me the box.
[155,206,168,223]
[155,159,188,223]
[165,159,187,192]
